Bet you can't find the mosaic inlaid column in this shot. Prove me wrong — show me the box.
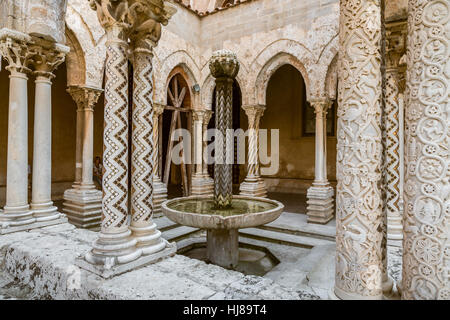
[0,30,35,231]
[129,37,167,255]
[333,0,384,300]
[29,43,67,222]
[84,12,139,266]
[64,86,103,229]
[384,23,407,241]
[239,105,267,198]
[306,99,334,224]
[209,50,240,208]
[402,0,450,300]
[152,103,168,216]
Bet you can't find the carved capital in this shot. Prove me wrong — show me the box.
[0,29,33,74]
[192,109,206,122]
[209,49,239,79]
[242,105,265,124]
[309,99,332,117]
[29,40,69,79]
[67,85,103,112]
[203,110,213,125]
[153,103,165,116]
[89,0,131,34]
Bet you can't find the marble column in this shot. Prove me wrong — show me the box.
[29,43,67,223]
[0,30,35,232]
[192,109,213,196]
[402,0,450,300]
[152,103,168,216]
[332,0,384,300]
[201,109,214,193]
[129,36,169,256]
[239,105,267,198]
[209,50,240,208]
[306,99,334,224]
[64,86,103,229]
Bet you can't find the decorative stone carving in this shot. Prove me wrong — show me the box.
[64,85,103,229]
[333,0,384,300]
[239,104,267,198]
[307,99,334,225]
[209,49,239,208]
[402,0,450,300]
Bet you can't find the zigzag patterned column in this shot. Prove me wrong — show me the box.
[129,40,167,255]
[209,50,240,208]
[402,0,450,300]
[84,23,140,267]
[239,105,267,198]
[333,0,384,300]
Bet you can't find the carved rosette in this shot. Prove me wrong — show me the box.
[403,0,450,300]
[335,0,384,299]
[209,50,239,208]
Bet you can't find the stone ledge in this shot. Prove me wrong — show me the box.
[0,223,319,300]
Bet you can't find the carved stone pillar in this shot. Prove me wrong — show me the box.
[63,86,103,229]
[402,0,450,300]
[306,99,334,224]
[239,105,267,198]
[333,0,384,300]
[129,35,172,256]
[0,30,35,232]
[152,103,168,216]
[29,41,67,223]
[209,50,240,208]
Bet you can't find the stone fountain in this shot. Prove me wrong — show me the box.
[162,50,284,269]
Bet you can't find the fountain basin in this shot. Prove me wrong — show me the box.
[162,195,284,269]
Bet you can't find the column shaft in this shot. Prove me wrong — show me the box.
[402,0,450,300]
[80,105,95,188]
[152,104,168,216]
[334,0,384,300]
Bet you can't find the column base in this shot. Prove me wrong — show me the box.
[0,214,68,235]
[31,201,61,222]
[0,204,35,230]
[153,178,168,218]
[129,222,167,255]
[191,175,214,197]
[207,229,239,269]
[76,239,176,279]
[239,178,267,198]
[306,184,334,224]
[63,188,102,230]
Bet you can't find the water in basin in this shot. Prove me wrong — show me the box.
[167,198,277,217]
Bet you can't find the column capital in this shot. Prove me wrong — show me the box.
[203,109,213,125]
[209,49,240,80]
[0,29,33,74]
[67,85,103,112]
[192,109,207,122]
[28,40,69,80]
[242,104,265,120]
[153,103,165,116]
[309,98,332,116]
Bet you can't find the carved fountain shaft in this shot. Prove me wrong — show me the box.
[209,50,239,209]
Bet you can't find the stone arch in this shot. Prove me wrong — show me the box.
[65,26,86,87]
[325,53,338,100]
[65,2,106,89]
[254,52,311,106]
[165,65,196,109]
[154,50,201,106]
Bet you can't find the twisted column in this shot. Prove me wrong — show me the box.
[64,86,103,229]
[0,30,35,229]
[129,39,166,255]
[202,110,213,176]
[209,50,240,208]
[402,0,450,300]
[333,0,384,300]
[29,42,67,222]
[306,99,334,224]
[152,103,168,215]
[239,105,267,198]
